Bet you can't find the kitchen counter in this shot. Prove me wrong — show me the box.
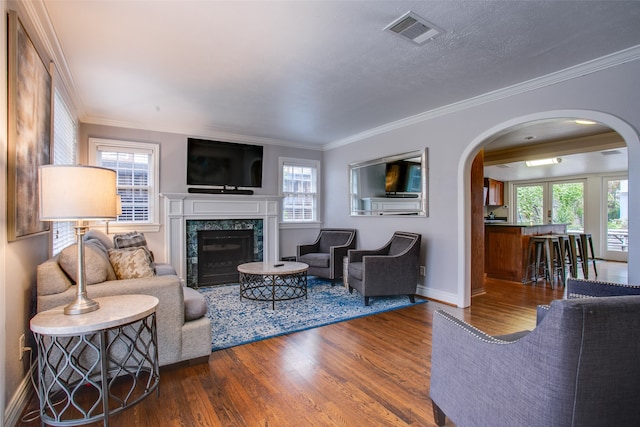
[485,223,567,282]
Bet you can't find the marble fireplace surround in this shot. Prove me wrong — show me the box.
[162,193,281,284]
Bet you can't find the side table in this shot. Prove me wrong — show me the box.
[30,294,160,427]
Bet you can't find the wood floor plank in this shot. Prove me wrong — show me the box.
[23,267,624,427]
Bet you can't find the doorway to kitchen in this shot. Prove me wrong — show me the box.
[464,111,635,308]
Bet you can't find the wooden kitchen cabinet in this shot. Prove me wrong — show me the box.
[484,178,504,206]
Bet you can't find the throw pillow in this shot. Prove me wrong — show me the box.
[82,237,117,280]
[84,229,115,250]
[59,240,113,285]
[114,231,147,249]
[108,247,156,280]
[113,231,154,261]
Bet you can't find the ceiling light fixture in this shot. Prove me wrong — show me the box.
[525,157,562,167]
[574,119,597,125]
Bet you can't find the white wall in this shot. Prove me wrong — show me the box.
[323,59,640,307]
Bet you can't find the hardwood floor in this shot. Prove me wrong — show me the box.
[18,261,626,427]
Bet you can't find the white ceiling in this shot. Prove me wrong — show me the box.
[483,119,628,181]
[40,1,640,151]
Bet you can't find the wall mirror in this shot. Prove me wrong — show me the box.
[349,148,428,216]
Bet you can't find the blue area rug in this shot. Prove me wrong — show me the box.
[198,277,427,351]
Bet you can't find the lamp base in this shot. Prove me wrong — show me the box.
[64,296,100,315]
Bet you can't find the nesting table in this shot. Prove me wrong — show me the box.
[30,295,160,426]
[238,261,308,309]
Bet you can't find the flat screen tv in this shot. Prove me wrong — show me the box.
[187,138,263,188]
[385,160,421,194]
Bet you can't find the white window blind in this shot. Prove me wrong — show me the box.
[89,139,159,226]
[51,89,78,255]
[280,158,319,222]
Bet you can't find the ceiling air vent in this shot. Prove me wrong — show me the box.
[384,11,444,45]
[601,150,621,156]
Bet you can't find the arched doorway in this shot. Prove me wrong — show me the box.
[457,110,639,307]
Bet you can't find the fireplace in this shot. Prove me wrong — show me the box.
[162,193,281,286]
[197,229,254,287]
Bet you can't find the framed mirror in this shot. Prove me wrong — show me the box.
[349,148,428,216]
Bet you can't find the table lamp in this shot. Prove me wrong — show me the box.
[39,165,118,315]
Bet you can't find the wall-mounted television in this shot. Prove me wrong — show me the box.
[385,160,421,194]
[187,138,263,190]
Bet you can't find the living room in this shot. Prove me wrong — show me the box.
[3,1,640,425]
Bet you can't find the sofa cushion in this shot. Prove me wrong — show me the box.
[349,261,363,280]
[183,287,207,321]
[108,247,155,280]
[299,252,330,268]
[59,240,115,285]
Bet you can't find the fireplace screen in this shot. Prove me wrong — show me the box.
[197,229,255,286]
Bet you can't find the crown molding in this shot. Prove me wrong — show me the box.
[324,45,640,151]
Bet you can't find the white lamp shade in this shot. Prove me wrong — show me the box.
[39,165,118,221]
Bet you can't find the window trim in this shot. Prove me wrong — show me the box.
[88,138,160,233]
[279,157,321,225]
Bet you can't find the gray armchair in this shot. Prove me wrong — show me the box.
[565,276,640,298]
[297,228,357,284]
[347,231,421,306]
[536,277,640,324]
[430,296,640,427]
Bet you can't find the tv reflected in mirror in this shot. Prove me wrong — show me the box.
[349,149,428,216]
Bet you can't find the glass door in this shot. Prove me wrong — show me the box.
[551,181,584,232]
[603,177,628,262]
[515,180,585,229]
[515,184,544,224]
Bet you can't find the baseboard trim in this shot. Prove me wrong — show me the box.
[4,362,36,427]
[417,284,459,306]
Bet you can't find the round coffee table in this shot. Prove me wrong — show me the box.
[237,261,309,309]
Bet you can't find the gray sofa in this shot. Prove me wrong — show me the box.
[430,296,640,427]
[36,230,212,366]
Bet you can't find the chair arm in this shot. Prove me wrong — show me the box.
[536,304,550,325]
[348,248,388,263]
[297,241,320,257]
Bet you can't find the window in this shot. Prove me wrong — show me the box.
[89,138,160,231]
[280,158,320,223]
[51,89,78,255]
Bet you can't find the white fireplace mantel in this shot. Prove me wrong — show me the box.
[161,193,282,282]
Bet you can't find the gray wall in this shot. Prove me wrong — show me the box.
[323,59,640,307]
[79,124,324,261]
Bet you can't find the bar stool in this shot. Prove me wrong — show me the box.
[523,235,565,288]
[556,234,577,278]
[577,233,598,279]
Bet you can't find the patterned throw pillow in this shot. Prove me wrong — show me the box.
[113,231,154,261]
[108,247,155,280]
